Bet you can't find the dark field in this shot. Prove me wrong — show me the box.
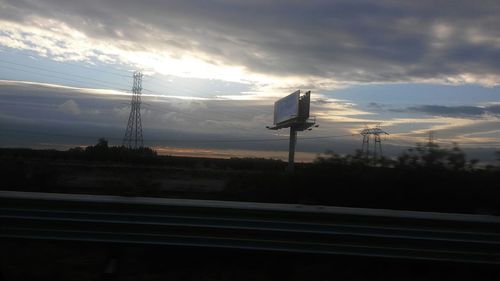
[1,147,499,215]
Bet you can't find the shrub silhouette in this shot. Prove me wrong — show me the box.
[396,142,476,170]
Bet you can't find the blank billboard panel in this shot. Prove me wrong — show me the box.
[274,90,300,125]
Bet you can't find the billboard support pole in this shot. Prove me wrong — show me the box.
[288,126,297,172]
[268,90,316,173]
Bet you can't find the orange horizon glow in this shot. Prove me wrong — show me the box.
[153,146,318,162]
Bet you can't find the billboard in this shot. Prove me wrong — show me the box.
[298,91,311,121]
[274,90,300,125]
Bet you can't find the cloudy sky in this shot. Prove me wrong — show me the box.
[1,0,500,161]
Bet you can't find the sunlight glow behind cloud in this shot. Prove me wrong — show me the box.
[3,0,500,96]
[0,17,296,96]
[1,1,500,161]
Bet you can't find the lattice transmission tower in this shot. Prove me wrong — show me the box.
[360,126,389,161]
[123,71,144,149]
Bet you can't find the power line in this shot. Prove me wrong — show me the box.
[5,128,500,149]
[3,128,357,144]
[59,61,131,78]
[0,58,199,100]
[142,103,271,123]
[142,82,204,96]
[1,66,130,93]
[142,75,239,97]
[0,59,130,91]
[0,46,131,78]
[0,70,269,125]
[0,53,270,107]
[301,134,357,140]
[1,66,110,89]
[142,76,190,91]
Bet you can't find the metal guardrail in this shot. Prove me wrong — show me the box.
[1,190,499,264]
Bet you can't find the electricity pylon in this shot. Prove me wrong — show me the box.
[122,71,143,149]
[360,126,389,162]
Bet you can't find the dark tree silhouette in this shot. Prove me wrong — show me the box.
[396,142,475,170]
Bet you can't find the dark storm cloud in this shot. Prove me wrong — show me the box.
[367,102,384,109]
[0,80,371,155]
[2,0,500,84]
[0,81,277,149]
[394,104,500,118]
